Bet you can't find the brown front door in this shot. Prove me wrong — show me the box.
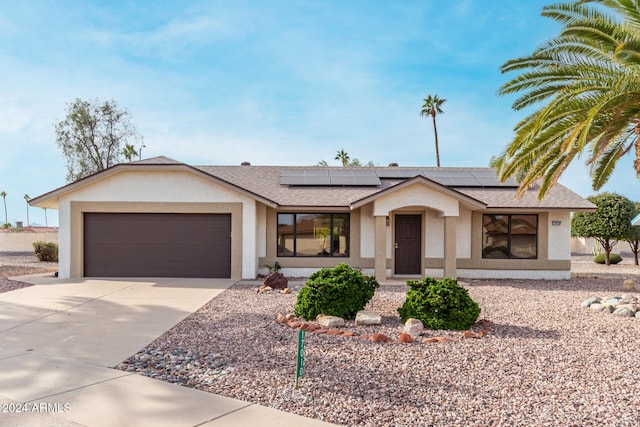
[394,214,422,275]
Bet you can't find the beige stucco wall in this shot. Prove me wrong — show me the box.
[58,170,258,279]
[372,183,459,217]
[0,231,59,252]
[571,236,623,255]
[359,203,375,259]
[548,211,571,260]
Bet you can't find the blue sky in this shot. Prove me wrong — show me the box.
[1,1,638,227]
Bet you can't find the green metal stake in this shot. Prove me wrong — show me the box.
[295,329,305,389]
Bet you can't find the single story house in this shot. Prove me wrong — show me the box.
[30,156,595,280]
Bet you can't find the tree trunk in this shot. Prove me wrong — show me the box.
[631,240,640,265]
[431,111,441,167]
[635,122,640,174]
[602,239,612,266]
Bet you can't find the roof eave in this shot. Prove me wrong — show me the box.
[29,162,280,210]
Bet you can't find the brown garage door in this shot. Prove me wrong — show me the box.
[84,213,231,278]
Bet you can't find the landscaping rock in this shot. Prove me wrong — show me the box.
[616,304,638,315]
[276,312,287,324]
[264,271,288,290]
[399,333,413,343]
[403,318,424,337]
[623,279,637,292]
[316,314,345,328]
[580,297,600,308]
[422,336,452,344]
[369,333,391,343]
[582,294,640,319]
[462,331,483,339]
[257,285,272,293]
[355,310,382,325]
[613,307,633,317]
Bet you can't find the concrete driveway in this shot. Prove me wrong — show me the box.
[0,276,334,427]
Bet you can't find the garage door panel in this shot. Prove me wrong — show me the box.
[84,213,231,278]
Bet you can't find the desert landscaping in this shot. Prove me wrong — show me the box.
[2,253,639,426]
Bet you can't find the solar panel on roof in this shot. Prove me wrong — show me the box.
[280,167,519,187]
[423,170,481,186]
[280,168,380,186]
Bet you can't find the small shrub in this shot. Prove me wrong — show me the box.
[398,277,480,330]
[265,261,282,273]
[593,253,622,264]
[33,241,59,262]
[294,263,379,320]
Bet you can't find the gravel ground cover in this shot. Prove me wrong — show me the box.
[0,251,57,293]
[118,276,640,426]
[1,251,638,425]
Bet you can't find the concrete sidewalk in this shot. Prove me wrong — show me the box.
[0,276,335,427]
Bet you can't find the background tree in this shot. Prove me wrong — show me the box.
[420,94,446,167]
[24,194,30,227]
[335,149,350,167]
[122,143,138,162]
[624,225,640,265]
[0,191,7,226]
[494,1,640,198]
[55,98,142,182]
[318,150,374,167]
[572,193,635,265]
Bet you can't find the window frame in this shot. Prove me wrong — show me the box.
[482,214,538,260]
[277,212,350,257]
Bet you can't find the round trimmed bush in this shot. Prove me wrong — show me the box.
[398,277,480,330]
[294,263,379,320]
[593,253,623,264]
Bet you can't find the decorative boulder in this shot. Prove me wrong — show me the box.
[623,279,637,292]
[316,314,345,328]
[355,310,382,325]
[403,318,425,337]
[264,272,288,290]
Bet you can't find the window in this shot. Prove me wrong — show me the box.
[482,214,537,259]
[277,213,349,257]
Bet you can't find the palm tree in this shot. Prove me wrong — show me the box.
[335,149,350,167]
[0,191,7,225]
[24,194,30,227]
[122,143,138,162]
[494,1,640,199]
[420,94,446,167]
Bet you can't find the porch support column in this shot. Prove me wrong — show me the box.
[374,215,387,280]
[444,216,457,279]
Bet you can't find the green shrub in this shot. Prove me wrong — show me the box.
[593,253,622,264]
[294,263,379,320]
[33,241,59,262]
[398,277,480,330]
